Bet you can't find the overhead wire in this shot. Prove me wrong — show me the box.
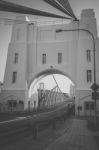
[52,74,67,100]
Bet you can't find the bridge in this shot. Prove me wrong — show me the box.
[1,6,99,118]
[0,1,99,149]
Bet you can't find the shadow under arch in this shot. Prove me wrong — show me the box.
[28,68,76,91]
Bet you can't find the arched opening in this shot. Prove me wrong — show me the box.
[28,68,75,110]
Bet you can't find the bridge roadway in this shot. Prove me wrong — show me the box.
[0,100,73,148]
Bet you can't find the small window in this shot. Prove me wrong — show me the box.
[14,53,19,64]
[8,100,17,108]
[87,70,92,82]
[58,53,62,64]
[42,53,46,64]
[86,50,91,62]
[39,83,44,90]
[91,103,94,110]
[12,72,17,83]
[77,106,82,111]
[85,103,89,110]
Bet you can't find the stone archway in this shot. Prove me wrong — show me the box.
[28,68,75,109]
[28,68,76,90]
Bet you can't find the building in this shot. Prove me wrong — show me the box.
[0,9,99,115]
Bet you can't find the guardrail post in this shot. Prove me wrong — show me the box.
[62,114,65,123]
[63,112,66,122]
[59,115,64,124]
[52,119,56,129]
[32,124,38,140]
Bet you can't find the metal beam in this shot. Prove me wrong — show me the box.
[43,0,72,18]
[57,0,77,20]
[0,0,69,19]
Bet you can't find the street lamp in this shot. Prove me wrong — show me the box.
[56,27,98,122]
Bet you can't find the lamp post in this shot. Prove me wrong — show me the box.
[56,27,98,123]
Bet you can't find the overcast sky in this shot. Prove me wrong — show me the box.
[0,0,99,82]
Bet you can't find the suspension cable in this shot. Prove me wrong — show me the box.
[52,74,66,99]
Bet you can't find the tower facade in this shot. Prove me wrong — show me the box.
[1,9,99,114]
[2,16,29,110]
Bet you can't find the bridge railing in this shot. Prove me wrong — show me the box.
[0,100,74,142]
[28,100,74,138]
[29,104,73,139]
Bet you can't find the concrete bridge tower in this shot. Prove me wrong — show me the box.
[3,16,29,109]
[2,9,99,115]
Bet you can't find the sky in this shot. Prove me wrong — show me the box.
[0,0,99,84]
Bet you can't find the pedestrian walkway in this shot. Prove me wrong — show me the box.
[45,118,99,150]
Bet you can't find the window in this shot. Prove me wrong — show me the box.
[87,70,92,82]
[8,100,17,108]
[85,103,89,110]
[39,83,44,90]
[86,50,91,62]
[77,106,82,111]
[42,53,46,64]
[91,103,94,110]
[85,102,94,111]
[58,53,62,64]
[12,72,17,83]
[14,53,19,64]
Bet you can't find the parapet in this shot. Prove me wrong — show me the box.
[81,9,95,20]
